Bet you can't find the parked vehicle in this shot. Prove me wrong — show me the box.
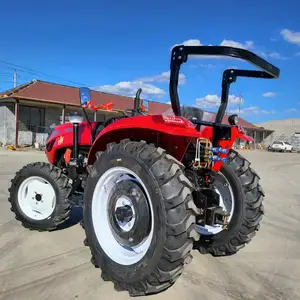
[269,140,293,152]
[8,44,280,296]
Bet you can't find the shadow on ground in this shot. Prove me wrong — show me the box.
[55,205,83,231]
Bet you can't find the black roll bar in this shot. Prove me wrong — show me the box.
[169,45,280,123]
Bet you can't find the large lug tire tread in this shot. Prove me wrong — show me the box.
[83,139,200,296]
[195,149,265,256]
[8,162,72,231]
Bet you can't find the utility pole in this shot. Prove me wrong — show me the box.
[238,92,242,117]
[13,70,17,88]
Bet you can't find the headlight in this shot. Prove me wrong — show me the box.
[228,114,239,126]
[69,113,83,124]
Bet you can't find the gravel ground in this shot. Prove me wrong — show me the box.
[0,149,299,300]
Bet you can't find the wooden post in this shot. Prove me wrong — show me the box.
[15,99,19,148]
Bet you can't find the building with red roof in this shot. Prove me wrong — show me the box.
[0,80,273,147]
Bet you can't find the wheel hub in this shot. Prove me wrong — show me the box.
[195,171,234,235]
[17,176,56,221]
[35,193,42,202]
[108,179,151,247]
[115,205,133,223]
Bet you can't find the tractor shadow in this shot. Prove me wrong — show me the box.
[55,205,83,231]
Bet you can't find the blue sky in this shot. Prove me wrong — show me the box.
[0,0,300,123]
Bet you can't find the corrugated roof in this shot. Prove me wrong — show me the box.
[0,80,262,130]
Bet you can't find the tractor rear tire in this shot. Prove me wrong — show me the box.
[8,162,72,231]
[83,139,199,296]
[194,149,265,256]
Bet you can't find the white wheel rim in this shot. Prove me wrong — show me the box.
[92,167,154,266]
[17,176,56,221]
[196,172,235,235]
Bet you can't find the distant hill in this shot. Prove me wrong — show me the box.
[255,118,300,136]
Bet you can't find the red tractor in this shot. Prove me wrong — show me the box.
[8,45,280,296]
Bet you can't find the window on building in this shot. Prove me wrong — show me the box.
[19,105,45,133]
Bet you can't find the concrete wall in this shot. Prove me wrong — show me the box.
[0,102,15,145]
[18,106,62,146]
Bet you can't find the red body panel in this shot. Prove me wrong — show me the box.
[87,115,253,171]
[46,121,95,164]
[45,115,253,173]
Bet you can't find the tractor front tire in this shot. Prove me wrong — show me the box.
[8,162,72,231]
[194,149,265,256]
[83,140,199,296]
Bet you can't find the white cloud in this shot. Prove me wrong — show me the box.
[195,63,217,69]
[229,106,275,115]
[181,39,202,46]
[172,39,202,49]
[240,106,275,115]
[195,94,274,116]
[137,71,186,84]
[94,80,165,98]
[93,70,187,99]
[220,39,254,50]
[263,92,276,98]
[280,29,300,46]
[258,51,287,60]
[268,51,286,59]
[286,108,299,113]
[196,94,244,109]
[295,52,300,56]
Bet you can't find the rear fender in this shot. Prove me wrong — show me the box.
[87,114,202,165]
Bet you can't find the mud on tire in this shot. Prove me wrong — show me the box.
[83,139,200,296]
[194,149,265,256]
[8,162,72,231]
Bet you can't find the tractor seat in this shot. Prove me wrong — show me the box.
[92,122,104,142]
[91,116,129,142]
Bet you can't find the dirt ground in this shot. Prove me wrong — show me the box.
[0,149,299,300]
